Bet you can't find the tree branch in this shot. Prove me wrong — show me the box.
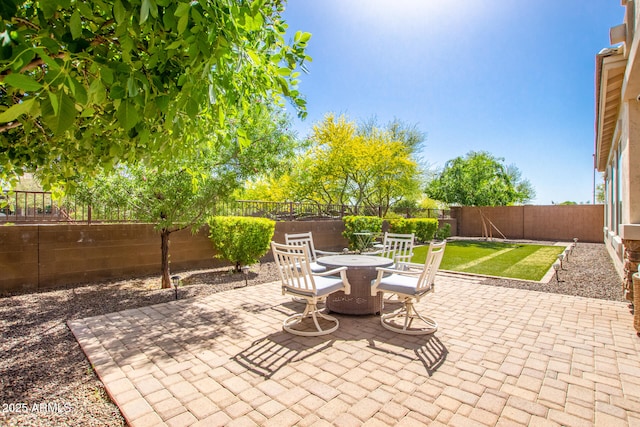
[0,121,22,133]
[0,52,66,78]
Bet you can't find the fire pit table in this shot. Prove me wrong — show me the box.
[317,254,393,315]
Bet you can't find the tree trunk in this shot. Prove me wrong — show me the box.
[161,229,171,289]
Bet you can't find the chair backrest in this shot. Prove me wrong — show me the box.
[379,232,415,263]
[284,232,318,262]
[415,240,446,293]
[271,241,317,294]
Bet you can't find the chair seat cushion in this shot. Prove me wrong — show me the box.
[310,262,327,273]
[373,274,421,296]
[285,275,345,298]
[293,261,326,273]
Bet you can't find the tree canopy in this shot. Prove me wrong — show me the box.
[73,102,296,288]
[262,114,423,215]
[0,0,311,188]
[425,151,534,206]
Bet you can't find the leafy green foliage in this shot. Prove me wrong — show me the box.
[434,223,451,241]
[388,218,415,235]
[388,217,437,242]
[207,216,275,271]
[69,102,296,287]
[247,114,422,214]
[412,218,438,243]
[342,215,383,250]
[0,0,311,187]
[426,151,534,206]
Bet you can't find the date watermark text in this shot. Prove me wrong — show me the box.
[2,402,73,414]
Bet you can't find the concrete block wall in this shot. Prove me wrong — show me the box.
[0,207,606,293]
[450,205,604,243]
[0,221,348,293]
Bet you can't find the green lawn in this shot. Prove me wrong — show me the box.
[412,240,565,281]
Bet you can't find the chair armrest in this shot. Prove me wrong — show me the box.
[374,266,400,274]
[371,266,422,296]
[316,249,342,256]
[396,261,424,271]
[313,266,348,277]
[313,266,351,295]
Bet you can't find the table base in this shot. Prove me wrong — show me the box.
[326,269,382,315]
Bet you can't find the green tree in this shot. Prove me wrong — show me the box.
[359,117,426,158]
[425,151,534,239]
[73,103,297,288]
[426,151,533,206]
[0,0,311,188]
[595,174,605,204]
[287,114,421,215]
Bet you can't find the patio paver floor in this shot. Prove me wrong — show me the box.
[68,272,640,426]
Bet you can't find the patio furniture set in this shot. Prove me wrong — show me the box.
[271,231,446,337]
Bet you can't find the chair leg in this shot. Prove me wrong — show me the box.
[380,299,437,335]
[293,296,325,305]
[283,301,339,336]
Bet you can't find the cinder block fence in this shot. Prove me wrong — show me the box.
[0,205,604,293]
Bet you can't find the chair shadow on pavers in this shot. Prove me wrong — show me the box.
[232,311,449,380]
[364,333,448,377]
[232,331,336,379]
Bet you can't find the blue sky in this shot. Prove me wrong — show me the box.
[281,1,623,205]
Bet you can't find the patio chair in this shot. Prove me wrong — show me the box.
[271,241,351,336]
[284,231,340,273]
[371,240,446,335]
[373,232,415,267]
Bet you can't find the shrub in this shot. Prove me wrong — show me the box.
[342,215,383,251]
[411,218,438,243]
[434,223,451,241]
[207,216,275,272]
[388,217,416,235]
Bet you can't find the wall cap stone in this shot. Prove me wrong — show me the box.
[620,224,640,240]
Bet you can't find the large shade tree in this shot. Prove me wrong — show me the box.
[426,151,534,206]
[74,103,297,288]
[246,114,423,215]
[425,150,534,238]
[0,0,310,187]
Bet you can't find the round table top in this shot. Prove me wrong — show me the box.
[317,254,393,269]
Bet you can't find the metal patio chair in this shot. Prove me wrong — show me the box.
[371,240,446,335]
[272,241,351,336]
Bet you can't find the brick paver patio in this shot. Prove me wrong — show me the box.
[68,272,640,426]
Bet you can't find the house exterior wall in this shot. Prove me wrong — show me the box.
[595,1,640,309]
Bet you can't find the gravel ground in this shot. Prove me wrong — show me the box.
[0,242,626,426]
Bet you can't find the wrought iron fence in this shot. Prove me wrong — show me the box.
[0,191,137,223]
[0,191,450,224]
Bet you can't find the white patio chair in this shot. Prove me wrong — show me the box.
[271,241,351,336]
[285,231,340,273]
[371,240,446,335]
[373,232,415,267]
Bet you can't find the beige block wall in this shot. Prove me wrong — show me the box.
[0,226,39,293]
[0,210,605,293]
[0,221,348,293]
[451,205,604,243]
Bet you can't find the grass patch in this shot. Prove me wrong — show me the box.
[412,240,565,281]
